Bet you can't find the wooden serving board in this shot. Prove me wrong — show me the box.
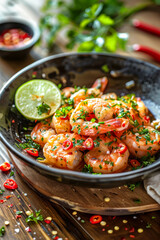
[4,148,160,216]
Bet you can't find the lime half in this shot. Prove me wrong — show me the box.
[15,79,61,120]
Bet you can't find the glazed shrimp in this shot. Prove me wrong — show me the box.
[31,121,55,147]
[61,87,75,98]
[101,92,117,100]
[70,76,108,108]
[120,126,160,158]
[70,98,129,136]
[51,106,73,134]
[84,135,129,173]
[42,133,86,170]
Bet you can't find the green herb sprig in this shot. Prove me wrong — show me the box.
[25,210,43,223]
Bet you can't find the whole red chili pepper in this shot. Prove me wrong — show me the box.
[132,19,160,36]
[0,162,11,172]
[25,148,39,157]
[63,140,73,150]
[4,179,18,190]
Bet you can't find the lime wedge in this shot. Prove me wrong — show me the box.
[15,79,61,120]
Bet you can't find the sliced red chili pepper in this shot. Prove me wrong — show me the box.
[4,179,18,190]
[130,159,141,167]
[0,162,11,172]
[90,215,102,224]
[143,116,150,123]
[60,115,69,120]
[118,143,127,154]
[83,138,94,150]
[62,140,73,150]
[25,148,39,157]
[86,113,96,121]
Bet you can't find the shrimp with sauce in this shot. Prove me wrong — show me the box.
[51,106,73,134]
[31,121,55,147]
[84,134,129,173]
[70,98,129,136]
[119,126,160,158]
[42,133,86,170]
[70,76,108,108]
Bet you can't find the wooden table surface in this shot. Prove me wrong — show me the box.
[0,3,160,240]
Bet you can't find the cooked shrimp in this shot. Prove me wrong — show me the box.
[121,126,160,158]
[70,76,108,108]
[101,92,117,100]
[70,88,101,108]
[91,76,108,92]
[136,97,148,117]
[51,106,73,134]
[42,133,86,170]
[84,135,129,173]
[70,98,129,136]
[31,121,55,147]
[61,87,75,98]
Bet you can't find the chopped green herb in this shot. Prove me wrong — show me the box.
[0,188,5,195]
[0,226,5,237]
[16,211,23,215]
[128,182,141,191]
[37,102,51,115]
[133,198,141,203]
[101,64,109,73]
[82,164,93,173]
[9,171,14,177]
[146,223,152,228]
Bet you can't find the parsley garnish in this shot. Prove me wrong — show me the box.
[9,171,14,177]
[55,106,73,118]
[0,188,5,195]
[128,182,141,191]
[25,210,43,223]
[0,226,5,237]
[37,102,51,115]
[18,136,40,151]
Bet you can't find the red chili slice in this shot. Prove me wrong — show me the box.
[83,138,94,150]
[130,159,141,167]
[0,162,11,172]
[118,143,127,154]
[63,140,73,150]
[90,215,102,224]
[25,148,39,157]
[86,113,96,121]
[4,179,18,190]
[60,115,69,120]
[143,116,150,123]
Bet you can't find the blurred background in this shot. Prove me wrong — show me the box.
[0,0,159,61]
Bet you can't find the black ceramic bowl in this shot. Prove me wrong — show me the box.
[0,18,40,58]
[0,53,160,190]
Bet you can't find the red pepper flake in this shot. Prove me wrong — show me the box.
[102,228,105,231]
[32,71,37,78]
[54,237,59,240]
[129,227,135,233]
[8,203,13,208]
[5,195,12,199]
[0,199,6,204]
[44,219,51,224]
[121,238,126,240]
[112,216,116,220]
[12,120,15,123]
[130,235,135,238]
[125,227,128,231]
[16,215,22,219]
[25,227,31,232]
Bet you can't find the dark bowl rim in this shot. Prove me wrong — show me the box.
[0,17,40,52]
[0,52,160,181]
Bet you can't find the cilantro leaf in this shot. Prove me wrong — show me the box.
[37,102,51,115]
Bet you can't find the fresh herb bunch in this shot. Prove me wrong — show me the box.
[25,210,43,223]
[40,0,158,53]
